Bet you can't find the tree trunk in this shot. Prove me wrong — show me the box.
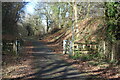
[72,1,78,55]
[46,16,49,32]
[86,2,91,18]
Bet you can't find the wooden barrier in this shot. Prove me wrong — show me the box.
[63,40,98,55]
[74,42,98,54]
[3,39,21,54]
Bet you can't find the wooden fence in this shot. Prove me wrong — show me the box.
[63,40,98,55]
[3,39,21,54]
[63,40,120,63]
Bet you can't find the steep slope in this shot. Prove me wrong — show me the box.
[44,16,105,44]
[42,16,120,80]
[42,16,105,54]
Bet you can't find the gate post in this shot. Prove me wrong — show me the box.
[69,41,73,55]
[63,40,67,54]
[13,41,17,55]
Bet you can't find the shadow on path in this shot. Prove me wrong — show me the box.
[2,40,107,80]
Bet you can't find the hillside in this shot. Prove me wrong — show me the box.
[42,16,105,53]
[41,16,120,79]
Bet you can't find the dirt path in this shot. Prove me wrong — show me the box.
[3,38,98,80]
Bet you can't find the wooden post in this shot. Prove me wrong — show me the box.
[63,40,67,54]
[13,41,17,55]
[69,40,74,55]
[16,39,20,53]
[16,40,18,52]
[111,43,115,62]
[83,45,85,50]
[103,41,106,55]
